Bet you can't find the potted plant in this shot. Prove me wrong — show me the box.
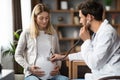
[2,29,23,74]
[2,29,21,56]
[104,0,112,11]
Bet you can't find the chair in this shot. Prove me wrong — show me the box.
[68,60,88,79]
[98,76,120,80]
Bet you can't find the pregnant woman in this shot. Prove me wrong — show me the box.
[15,3,68,80]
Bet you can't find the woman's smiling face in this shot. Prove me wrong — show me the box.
[36,11,49,30]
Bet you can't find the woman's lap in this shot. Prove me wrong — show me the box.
[71,79,85,80]
[25,75,69,80]
[51,75,68,80]
[25,75,40,80]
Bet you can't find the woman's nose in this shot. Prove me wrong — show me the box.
[43,19,47,23]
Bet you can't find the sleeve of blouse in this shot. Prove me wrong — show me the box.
[14,29,30,70]
[54,31,62,68]
[54,32,60,53]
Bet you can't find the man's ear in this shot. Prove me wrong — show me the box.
[86,14,91,21]
[87,14,95,21]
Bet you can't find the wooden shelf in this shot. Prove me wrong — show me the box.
[51,10,71,12]
[106,10,120,13]
[56,24,82,27]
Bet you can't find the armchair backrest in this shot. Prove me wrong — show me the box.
[99,76,120,80]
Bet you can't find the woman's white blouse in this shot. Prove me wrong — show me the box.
[35,31,56,79]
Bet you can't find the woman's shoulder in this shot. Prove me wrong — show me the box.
[52,30,57,36]
[22,28,30,34]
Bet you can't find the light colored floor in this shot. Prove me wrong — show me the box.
[15,74,24,80]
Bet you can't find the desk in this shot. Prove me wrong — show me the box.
[0,69,15,80]
[68,60,86,79]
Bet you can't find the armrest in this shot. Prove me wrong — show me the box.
[99,76,120,80]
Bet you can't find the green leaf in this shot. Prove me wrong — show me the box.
[14,29,21,40]
[2,49,11,57]
[104,0,112,6]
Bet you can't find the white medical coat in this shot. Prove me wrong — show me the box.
[69,19,120,80]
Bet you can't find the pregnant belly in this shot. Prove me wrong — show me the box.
[35,57,56,79]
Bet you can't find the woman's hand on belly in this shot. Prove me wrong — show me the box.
[29,65,45,77]
[50,66,60,76]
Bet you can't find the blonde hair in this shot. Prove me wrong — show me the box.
[30,3,55,38]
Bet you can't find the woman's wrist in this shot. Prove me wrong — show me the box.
[27,66,31,71]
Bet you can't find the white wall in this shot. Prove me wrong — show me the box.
[0,0,13,69]
[21,0,31,30]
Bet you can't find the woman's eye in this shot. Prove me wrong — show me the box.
[45,17,49,20]
[39,17,43,20]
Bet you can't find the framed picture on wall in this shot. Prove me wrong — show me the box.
[60,0,68,10]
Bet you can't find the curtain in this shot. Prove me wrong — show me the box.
[12,0,22,32]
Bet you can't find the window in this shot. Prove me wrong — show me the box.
[20,0,31,30]
[0,0,13,48]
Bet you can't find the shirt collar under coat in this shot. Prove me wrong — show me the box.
[95,19,109,38]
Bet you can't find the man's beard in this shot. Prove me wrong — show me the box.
[79,22,91,30]
[80,22,93,35]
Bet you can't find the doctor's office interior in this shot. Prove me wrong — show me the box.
[0,0,120,80]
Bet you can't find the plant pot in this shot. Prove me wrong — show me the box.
[14,60,23,74]
[105,6,111,11]
[0,64,2,73]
